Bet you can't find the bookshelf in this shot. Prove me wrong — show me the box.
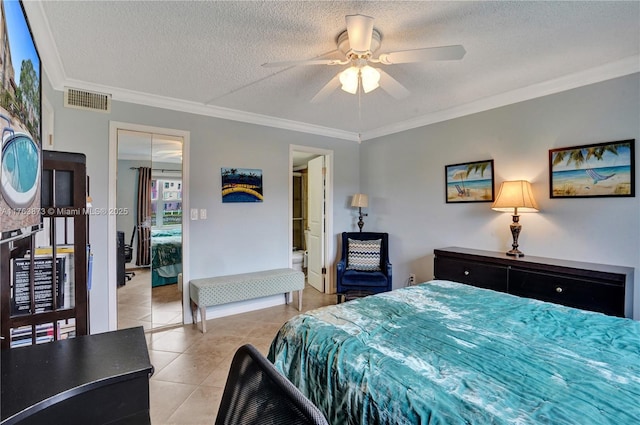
[0,151,89,349]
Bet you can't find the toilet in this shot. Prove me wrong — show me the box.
[292,250,305,272]
[292,230,309,273]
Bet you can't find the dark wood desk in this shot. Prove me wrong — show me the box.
[1,326,153,425]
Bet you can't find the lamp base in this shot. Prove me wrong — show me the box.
[506,249,525,257]
[506,215,524,257]
[357,208,368,232]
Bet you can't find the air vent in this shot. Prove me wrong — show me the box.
[64,87,111,113]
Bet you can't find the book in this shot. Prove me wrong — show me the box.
[11,256,65,316]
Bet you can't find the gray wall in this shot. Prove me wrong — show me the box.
[44,78,360,333]
[359,74,640,319]
[43,72,640,330]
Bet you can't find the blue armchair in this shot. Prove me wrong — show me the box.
[336,232,392,303]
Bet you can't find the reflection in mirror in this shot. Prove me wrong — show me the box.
[116,130,183,330]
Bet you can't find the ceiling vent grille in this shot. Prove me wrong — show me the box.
[64,87,111,113]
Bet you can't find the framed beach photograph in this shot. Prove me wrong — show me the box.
[549,139,635,198]
[221,167,264,203]
[445,160,494,203]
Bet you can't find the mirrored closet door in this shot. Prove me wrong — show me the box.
[116,130,183,330]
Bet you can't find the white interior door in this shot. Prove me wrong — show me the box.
[307,156,325,291]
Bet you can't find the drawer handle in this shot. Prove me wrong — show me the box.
[464,270,470,276]
[556,287,563,293]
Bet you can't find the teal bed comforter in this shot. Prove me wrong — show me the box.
[151,227,182,287]
[268,280,640,424]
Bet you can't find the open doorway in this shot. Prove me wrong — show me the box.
[290,145,333,294]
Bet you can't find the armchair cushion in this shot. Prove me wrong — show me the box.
[346,238,381,271]
[341,270,389,288]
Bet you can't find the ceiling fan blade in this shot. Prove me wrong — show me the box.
[378,69,410,99]
[310,74,341,103]
[378,45,466,64]
[262,59,345,68]
[346,14,374,52]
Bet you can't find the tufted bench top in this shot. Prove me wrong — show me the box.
[190,268,305,332]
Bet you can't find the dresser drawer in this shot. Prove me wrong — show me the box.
[509,268,625,317]
[435,256,508,292]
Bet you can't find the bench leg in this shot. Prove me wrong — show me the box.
[190,300,198,325]
[200,307,207,333]
[298,289,303,311]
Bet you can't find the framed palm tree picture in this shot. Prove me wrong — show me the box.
[445,159,494,203]
[549,140,635,198]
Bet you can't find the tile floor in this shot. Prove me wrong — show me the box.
[117,268,184,330]
[118,268,335,424]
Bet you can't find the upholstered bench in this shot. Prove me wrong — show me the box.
[189,268,305,333]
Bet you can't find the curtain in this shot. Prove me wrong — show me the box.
[136,167,152,266]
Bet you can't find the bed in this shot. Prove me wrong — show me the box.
[151,227,182,287]
[268,280,640,424]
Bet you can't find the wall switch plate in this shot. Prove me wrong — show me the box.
[200,209,207,219]
[190,208,198,220]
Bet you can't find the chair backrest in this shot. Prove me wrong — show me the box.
[129,225,137,247]
[215,344,329,425]
[341,232,389,270]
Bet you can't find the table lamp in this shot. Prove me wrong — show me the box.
[351,194,368,232]
[491,180,538,257]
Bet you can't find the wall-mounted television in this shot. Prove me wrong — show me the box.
[0,0,42,244]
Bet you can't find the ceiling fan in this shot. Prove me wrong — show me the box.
[262,14,466,102]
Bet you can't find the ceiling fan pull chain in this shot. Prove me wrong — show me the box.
[358,87,363,135]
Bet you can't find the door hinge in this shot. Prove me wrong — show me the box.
[322,267,326,275]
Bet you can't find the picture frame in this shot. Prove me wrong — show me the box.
[445,159,494,203]
[549,139,635,198]
[221,167,264,203]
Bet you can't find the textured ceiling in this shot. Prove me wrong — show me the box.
[25,1,640,141]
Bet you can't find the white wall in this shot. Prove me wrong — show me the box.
[44,78,360,333]
[360,74,640,319]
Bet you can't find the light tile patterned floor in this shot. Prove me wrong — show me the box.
[119,269,335,424]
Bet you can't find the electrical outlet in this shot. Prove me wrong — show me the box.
[409,273,416,285]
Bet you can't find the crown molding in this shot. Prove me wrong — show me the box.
[64,78,360,142]
[361,56,640,141]
[26,3,637,144]
[25,1,359,142]
[50,56,639,145]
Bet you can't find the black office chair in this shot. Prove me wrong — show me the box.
[124,226,136,281]
[215,344,328,425]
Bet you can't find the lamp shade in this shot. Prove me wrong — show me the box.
[491,180,539,213]
[360,66,380,93]
[340,67,359,94]
[351,193,368,208]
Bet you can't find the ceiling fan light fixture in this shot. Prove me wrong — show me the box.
[361,66,380,93]
[339,66,359,94]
